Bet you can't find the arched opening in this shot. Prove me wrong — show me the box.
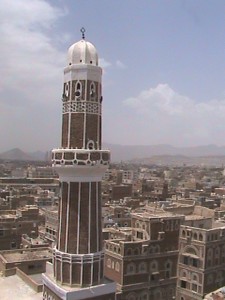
[87,140,95,150]
[75,81,82,99]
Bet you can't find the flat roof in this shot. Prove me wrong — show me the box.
[1,248,51,263]
[132,211,183,219]
[0,274,42,300]
[185,215,208,220]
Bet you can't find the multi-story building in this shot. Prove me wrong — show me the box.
[111,184,133,201]
[103,205,131,228]
[0,205,40,250]
[41,207,58,245]
[42,30,116,300]
[177,221,225,300]
[122,170,138,185]
[141,179,168,202]
[0,247,52,293]
[27,166,57,178]
[0,177,59,194]
[105,209,185,300]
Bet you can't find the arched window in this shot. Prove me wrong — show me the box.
[127,293,137,300]
[111,260,115,269]
[193,232,198,240]
[126,262,136,274]
[215,246,220,257]
[134,248,139,255]
[64,82,70,98]
[115,262,120,272]
[182,230,186,238]
[185,246,198,256]
[165,260,172,278]
[87,140,95,150]
[126,248,132,256]
[192,273,199,282]
[180,269,187,278]
[106,258,111,268]
[90,82,96,101]
[135,221,140,228]
[75,81,82,99]
[165,221,170,231]
[139,262,147,273]
[199,233,203,241]
[207,248,213,258]
[150,260,158,272]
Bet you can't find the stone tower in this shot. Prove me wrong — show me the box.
[43,29,116,300]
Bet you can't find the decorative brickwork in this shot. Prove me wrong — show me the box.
[52,149,110,167]
[63,101,101,115]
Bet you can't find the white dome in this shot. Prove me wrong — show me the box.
[67,39,98,66]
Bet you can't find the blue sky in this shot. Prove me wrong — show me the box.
[0,0,225,151]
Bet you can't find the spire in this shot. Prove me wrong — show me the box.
[80,27,85,39]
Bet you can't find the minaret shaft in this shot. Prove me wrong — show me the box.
[57,181,102,254]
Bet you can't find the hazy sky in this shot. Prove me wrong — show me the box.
[1,0,225,152]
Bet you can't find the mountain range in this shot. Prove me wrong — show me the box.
[1,144,225,163]
[0,148,49,161]
[106,144,225,162]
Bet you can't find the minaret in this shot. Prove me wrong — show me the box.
[43,29,116,300]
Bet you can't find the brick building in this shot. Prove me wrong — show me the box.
[40,207,58,246]
[177,221,225,300]
[111,184,133,201]
[0,177,59,194]
[0,247,51,292]
[104,209,185,300]
[0,205,41,250]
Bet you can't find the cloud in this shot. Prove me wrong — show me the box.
[99,58,126,70]
[99,58,112,69]
[0,0,66,151]
[0,0,66,104]
[116,60,126,69]
[122,84,225,146]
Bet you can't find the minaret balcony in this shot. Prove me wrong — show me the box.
[51,149,110,181]
[52,148,110,167]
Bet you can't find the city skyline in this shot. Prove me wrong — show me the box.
[1,0,225,152]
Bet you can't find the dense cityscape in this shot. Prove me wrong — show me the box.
[1,157,225,299]
[1,2,225,299]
